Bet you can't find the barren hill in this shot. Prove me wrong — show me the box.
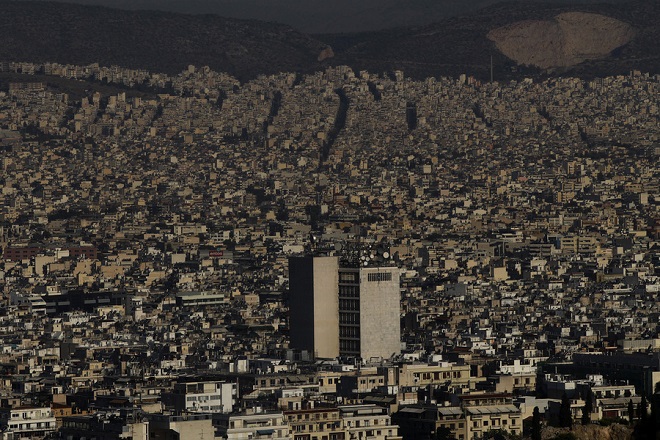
[326,0,660,81]
[1,1,660,81]
[542,424,633,440]
[8,0,634,34]
[488,12,636,69]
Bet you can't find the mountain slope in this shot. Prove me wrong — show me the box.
[1,1,659,81]
[488,12,636,69]
[10,0,634,33]
[0,1,330,79]
[325,0,660,80]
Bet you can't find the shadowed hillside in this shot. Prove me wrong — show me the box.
[9,0,634,33]
[0,0,330,80]
[323,0,660,81]
[1,0,659,81]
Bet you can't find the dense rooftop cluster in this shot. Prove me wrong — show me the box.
[0,61,658,440]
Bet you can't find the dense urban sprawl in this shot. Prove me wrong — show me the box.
[0,60,658,440]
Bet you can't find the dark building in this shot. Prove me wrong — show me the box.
[3,245,97,261]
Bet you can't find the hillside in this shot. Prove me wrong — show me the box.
[488,12,636,69]
[542,424,633,440]
[1,1,659,81]
[0,1,330,80]
[9,0,633,34]
[324,0,660,81]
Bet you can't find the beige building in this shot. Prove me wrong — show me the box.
[338,266,401,361]
[380,362,475,392]
[464,405,522,439]
[0,407,57,440]
[289,256,340,359]
[339,405,401,440]
[284,407,346,440]
[216,412,291,440]
[289,257,402,361]
[395,395,522,440]
[148,413,216,440]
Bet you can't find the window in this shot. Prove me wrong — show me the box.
[340,272,357,282]
[367,272,392,282]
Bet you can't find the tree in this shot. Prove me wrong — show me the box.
[639,395,648,421]
[435,426,454,440]
[481,430,508,440]
[651,393,660,439]
[629,399,635,424]
[532,406,542,440]
[581,394,592,425]
[559,393,573,429]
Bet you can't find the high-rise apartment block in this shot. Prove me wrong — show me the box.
[338,266,401,361]
[289,256,340,359]
[289,256,401,361]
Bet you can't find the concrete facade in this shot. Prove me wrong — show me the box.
[162,381,236,414]
[289,256,340,359]
[339,266,401,361]
[290,256,401,361]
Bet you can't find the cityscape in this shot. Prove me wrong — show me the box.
[0,8,659,440]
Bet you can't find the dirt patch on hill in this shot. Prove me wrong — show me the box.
[542,424,633,440]
[488,12,636,69]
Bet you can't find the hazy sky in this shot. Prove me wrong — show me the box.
[14,0,632,33]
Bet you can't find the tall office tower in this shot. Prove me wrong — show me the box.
[338,266,401,361]
[289,256,401,361]
[288,256,340,359]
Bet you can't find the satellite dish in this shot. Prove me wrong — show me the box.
[383,252,390,259]
[335,243,343,251]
